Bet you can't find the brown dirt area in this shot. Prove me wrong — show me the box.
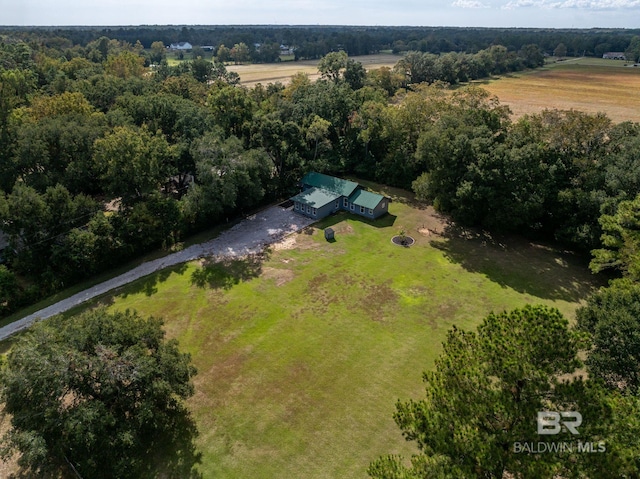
[228,53,400,88]
[482,65,640,123]
[262,267,295,287]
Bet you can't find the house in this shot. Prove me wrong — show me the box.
[290,172,389,220]
[603,52,626,60]
[280,44,295,56]
[169,42,193,51]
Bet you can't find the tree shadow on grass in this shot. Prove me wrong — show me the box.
[118,263,190,298]
[431,223,607,303]
[190,252,268,290]
[315,211,398,230]
[144,408,203,479]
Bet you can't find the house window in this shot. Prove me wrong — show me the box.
[295,202,299,210]
[368,208,373,215]
[312,207,317,216]
[306,205,311,214]
[381,201,386,209]
[335,200,339,209]
[360,206,365,214]
[350,203,355,211]
[343,198,348,208]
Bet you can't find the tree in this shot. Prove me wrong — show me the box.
[0,308,199,478]
[554,42,568,59]
[216,44,231,63]
[590,194,640,279]
[0,265,19,316]
[318,51,348,82]
[104,51,145,78]
[230,42,250,64]
[149,41,166,64]
[306,115,331,161]
[577,280,640,394]
[344,59,366,90]
[190,57,213,83]
[370,305,615,479]
[626,36,640,63]
[93,126,176,203]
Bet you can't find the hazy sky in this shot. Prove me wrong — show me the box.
[2,0,640,28]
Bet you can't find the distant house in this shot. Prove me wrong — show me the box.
[603,52,626,60]
[291,172,389,220]
[280,44,295,56]
[169,42,193,51]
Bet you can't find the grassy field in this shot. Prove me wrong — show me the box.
[76,185,603,478]
[481,57,640,123]
[227,53,400,87]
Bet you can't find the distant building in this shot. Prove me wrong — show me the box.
[280,44,295,56]
[291,172,389,221]
[603,52,626,60]
[169,42,193,51]
[201,45,215,52]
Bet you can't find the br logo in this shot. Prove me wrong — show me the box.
[537,411,582,435]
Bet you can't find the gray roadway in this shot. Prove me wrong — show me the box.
[0,206,314,340]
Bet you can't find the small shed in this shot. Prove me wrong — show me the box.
[324,227,335,241]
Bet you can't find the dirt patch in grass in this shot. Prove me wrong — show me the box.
[360,280,399,322]
[333,223,355,235]
[308,273,329,290]
[262,267,295,287]
[195,349,252,409]
[272,236,297,251]
[0,409,20,477]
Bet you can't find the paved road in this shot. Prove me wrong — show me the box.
[0,206,314,340]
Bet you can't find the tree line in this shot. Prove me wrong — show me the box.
[2,25,640,60]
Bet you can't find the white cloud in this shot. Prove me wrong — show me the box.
[503,0,640,8]
[452,0,490,7]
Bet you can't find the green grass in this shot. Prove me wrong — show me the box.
[92,186,603,479]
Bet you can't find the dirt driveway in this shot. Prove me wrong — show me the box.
[0,206,315,340]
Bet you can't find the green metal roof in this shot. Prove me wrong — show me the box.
[301,172,359,198]
[291,187,341,208]
[348,189,385,209]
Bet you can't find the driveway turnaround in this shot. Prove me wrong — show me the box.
[0,206,315,340]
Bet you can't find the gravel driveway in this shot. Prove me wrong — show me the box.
[0,206,315,340]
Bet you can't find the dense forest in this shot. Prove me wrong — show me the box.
[0,27,639,318]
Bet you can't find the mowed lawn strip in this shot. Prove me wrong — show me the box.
[100,187,602,479]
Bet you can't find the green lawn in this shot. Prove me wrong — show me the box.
[84,186,602,478]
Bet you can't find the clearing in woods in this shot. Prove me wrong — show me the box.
[62,183,603,479]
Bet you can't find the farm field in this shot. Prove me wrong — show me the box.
[227,53,400,87]
[77,185,603,478]
[481,58,640,123]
